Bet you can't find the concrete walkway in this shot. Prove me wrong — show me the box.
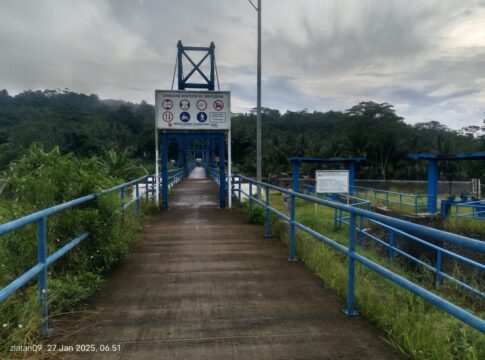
[56,171,405,359]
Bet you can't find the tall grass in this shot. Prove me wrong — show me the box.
[445,217,485,240]
[246,192,485,360]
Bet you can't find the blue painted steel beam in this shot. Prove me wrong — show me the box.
[161,132,169,209]
[427,159,439,213]
[177,40,215,90]
[408,152,485,214]
[292,160,300,192]
[288,156,365,164]
[348,162,356,194]
[0,264,44,302]
[219,134,226,208]
[409,152,485,161]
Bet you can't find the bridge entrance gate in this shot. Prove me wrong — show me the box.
[154,42,231,209]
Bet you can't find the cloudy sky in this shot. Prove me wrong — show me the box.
[1,0,485,129]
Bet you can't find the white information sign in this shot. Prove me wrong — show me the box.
[155,90,231,130]
[316,170,349,193]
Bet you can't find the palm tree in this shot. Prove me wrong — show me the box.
[98,149,146,180]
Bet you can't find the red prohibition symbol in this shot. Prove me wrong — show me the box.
[213,100,224,111]
[196,99,207,110]
[162,111,173,122]
[179,99,190,110]
[162,99,173,110]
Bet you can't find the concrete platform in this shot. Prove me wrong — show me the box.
[53,176,405,359]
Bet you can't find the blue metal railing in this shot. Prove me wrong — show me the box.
[209,167,227,185]
[455,200,485,220]
[233,175,485,333]
[0,169,185,333]
[143,168,185,199]
[350,185,429,215]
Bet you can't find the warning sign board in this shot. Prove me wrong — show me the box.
[316,170,349,194]
[155,90,231,130]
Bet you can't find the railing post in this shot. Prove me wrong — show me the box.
[145,176,149,201]
[344,212,358,315]
[37,217,51,334]
[386,192,389,208]
[399,193,403,209]
[358,215,363,245]
[249,182,253,216]
[238,176,242,207]
[264,186,271,238]
[333,208,338,229]
[435,250,442,287]
[120,187,125,212]
[388,230,395,264]
[415,196,418,215]
[135,182,140,216]
[288,194,297,262]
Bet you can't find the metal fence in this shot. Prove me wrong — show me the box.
[233,175,485,333]
[0,170,184,333]
[350,185,429,215]
[455,200,485,221]
[302,184,371,229]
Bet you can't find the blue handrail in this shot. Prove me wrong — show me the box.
[233,174,485,333]
[209,167,222,185]
[0,169,185,333]
[455,200,485,220]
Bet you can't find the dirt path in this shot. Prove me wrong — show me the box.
[51,174,406,359]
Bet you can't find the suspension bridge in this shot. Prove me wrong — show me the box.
[0,41,484,359]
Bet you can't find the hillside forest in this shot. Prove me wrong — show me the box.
[0,89,483,182]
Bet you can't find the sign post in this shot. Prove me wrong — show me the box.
[155,127,159,207]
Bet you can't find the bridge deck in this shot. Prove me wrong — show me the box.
[58,173,404,359]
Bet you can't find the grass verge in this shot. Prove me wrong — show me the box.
[241,193,485,360]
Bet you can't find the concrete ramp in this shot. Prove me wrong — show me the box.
[55,179,404,359]
[188,166,207,179]
[170,169,219,208]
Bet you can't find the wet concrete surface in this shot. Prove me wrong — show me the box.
[55,173,406,359]
[188,166,207,179]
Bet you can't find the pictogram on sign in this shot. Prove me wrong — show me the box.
[196,99,207,110]
[162,99,173,110]
[180,111,191,122]
[197,112,208,123]
[179,99,190,110]
[213,100,224,111]
[162,111,173,122]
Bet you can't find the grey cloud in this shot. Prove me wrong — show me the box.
[0,0,484,129]
[363,85,480,108]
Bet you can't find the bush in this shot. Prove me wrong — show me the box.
[0,144,147,354]
[241,200,266,225]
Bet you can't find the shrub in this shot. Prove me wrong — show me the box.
[0,144,147,354]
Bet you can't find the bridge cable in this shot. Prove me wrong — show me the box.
[215,57,221,91]
[171,54,178,90]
